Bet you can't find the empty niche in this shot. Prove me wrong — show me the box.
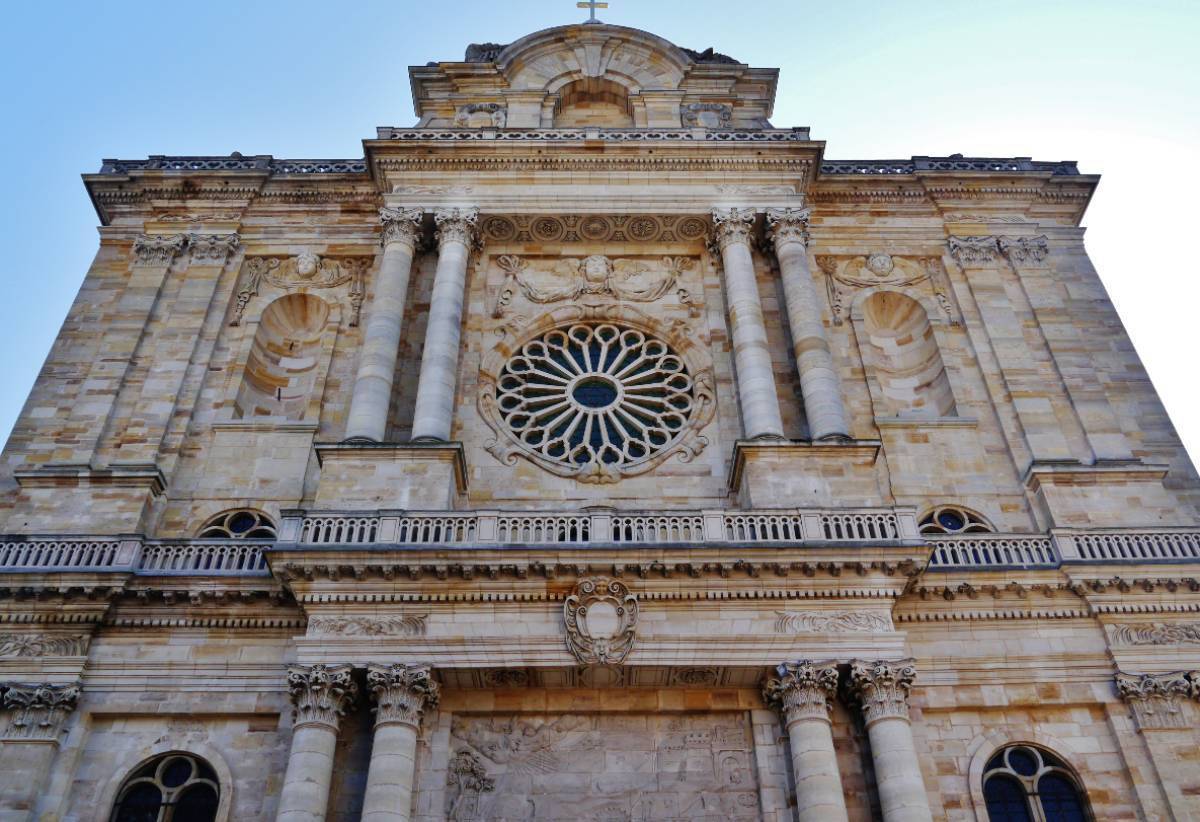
[554,78,635,127]
[234,293,329,420]
[859,290,957,418]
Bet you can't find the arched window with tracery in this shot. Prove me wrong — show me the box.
[111,752,220,822]
[919,505,994,535]
[197,509,276,539]
[982,744,1090,822]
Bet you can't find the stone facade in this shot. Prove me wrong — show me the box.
[0,19,1198,822]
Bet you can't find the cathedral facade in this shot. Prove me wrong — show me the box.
[1,20,1198,822]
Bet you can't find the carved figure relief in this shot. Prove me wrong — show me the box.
[447,713,760,821]
[816,253,958,326]
[231,252,369,326]
[491,255,698,318]
[455,103,507,128]
[563,577,638,664]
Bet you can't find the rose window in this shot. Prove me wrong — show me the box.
[495,323,697,476]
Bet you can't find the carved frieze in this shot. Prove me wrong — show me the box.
[846,659,918,725]
[454,103,507,128]
[1116,671,1194,730]
[0,634,90,657]
[231,251,369,326]
[774,610,893,634]
[366,663,440,728]
[491,254,697,318]
[681,102,732,129]
[188,232,240,265]
[132,233,187,267]
[307,614,428,637]
[816,252,958,325]
[1,682,80,741]
[763,661,839,723]
[563,577,638,665]
[286,663,357,731]
[478,213,710,245]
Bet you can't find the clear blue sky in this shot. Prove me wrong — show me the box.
[1,0,1197,459]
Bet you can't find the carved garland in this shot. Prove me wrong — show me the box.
[231,251,369,327]
[478,214,711,245]
[815,253,958,325]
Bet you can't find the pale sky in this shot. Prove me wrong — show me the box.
[1,0,1196,464]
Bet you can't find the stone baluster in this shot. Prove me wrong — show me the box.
[763,661,849,822]
[0,682,80,815]
[362,664,441,821]
[845,660,932,822]
[711,208,785,440]
[345,208,424,442]
[277,665,358,822]
[410,208,479,442]
[766,209,849,440]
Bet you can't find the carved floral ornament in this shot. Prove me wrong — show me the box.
[563,577,638,665]
[947,235,1050,267]
[478,305,717,484]
[478,213,711,245]
[816,252,957,326]
[0,634,90,657]
[231,251,368,326]
[845,659,917,725]
[1,682,81,740]
[286,663,358,730]
[763,661,839,722]
[1111,622,1200,646]
[1115,671,1199,730]
[366,663,441,728]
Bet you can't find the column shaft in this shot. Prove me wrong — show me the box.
[410,209,477,441]
[346,208,422,442]
[769,209,849,440]
[713,208,784,439]
[362,664,440,822]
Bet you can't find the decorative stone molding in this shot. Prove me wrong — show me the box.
[681,102,732,129]
[947,235,1000,266]
[816,253,956,325]
[0,634,90,657]
[762,661,839,723]
[998,235,1050,266]
[454,102,507,128]
[764,207,811,248]
[231,252,369,326]
[366,663,441,728]
[307,614,428,637]
[846,659,918,725]
[774,611,892,634]
[491,254,695,318]
[1,682,80,741]
[187,232,240,265]
[710,207,756,251]
[286,663,357,731]
[1111,622,1200,646]
[434,207,480,248]
[1115,671,1194,730]
[132,233,187,266]
[379,206,424,249]
[563,577,638,665]
[479,214,710,245]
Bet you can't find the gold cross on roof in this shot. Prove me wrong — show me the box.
[577,0,609,24]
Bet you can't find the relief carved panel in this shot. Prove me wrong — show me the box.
[446,713,761,821]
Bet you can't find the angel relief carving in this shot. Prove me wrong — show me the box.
[491,255,698,318]
[231,250,368,326]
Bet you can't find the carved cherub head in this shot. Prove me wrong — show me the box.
[579,255,613,290]
[866,253,895,278]
[296,250,321,279]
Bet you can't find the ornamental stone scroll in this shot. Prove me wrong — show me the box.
[563,577,638,665]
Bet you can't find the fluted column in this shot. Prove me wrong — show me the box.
[0,682,80,817]
[362,664,441,822]
[763,661,848,822]
[712,208,784,439]
[846,660,932,822]
[345,208,424,442]
[410,208,478,442]
[766,208,849,440]
[277,665,358,822]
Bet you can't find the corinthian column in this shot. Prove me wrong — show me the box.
[0,682,80,816]
[345,208,424,442]
[712,208,784,440]
[763,661,848,822]
[277,665,358,822]
[362,664,441,822]
[846,660,932,822]
[410,208,478,441]
[766,209,849,440]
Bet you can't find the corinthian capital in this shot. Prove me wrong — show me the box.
[188,233,240,265]
[434,207,480,249]
[947,235,1000,267]
[132,233,187,267]
[366,663,440,728]
[765,207,811,249]
[380,207,424,249]
[846,659,917,725]
[998,235,1050,266]
[286,664,357,731]
[762,660,839,724]
[711,207,756,251]
[1116,671,1193,730]
[2,681,81,741]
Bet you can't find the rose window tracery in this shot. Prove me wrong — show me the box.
[486,321,713,483]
